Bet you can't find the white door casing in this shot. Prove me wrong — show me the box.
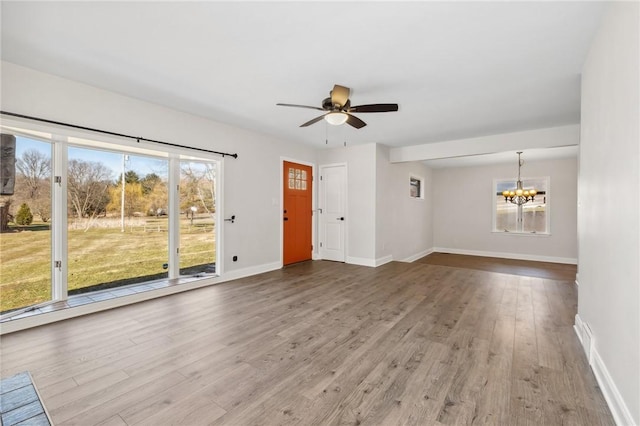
[319,164,346,262]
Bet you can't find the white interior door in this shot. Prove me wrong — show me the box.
[319,164,346,262]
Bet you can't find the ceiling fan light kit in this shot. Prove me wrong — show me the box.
[324,112,348,126]
[277,84,398,130]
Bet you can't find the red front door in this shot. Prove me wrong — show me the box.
[283,161,312,265]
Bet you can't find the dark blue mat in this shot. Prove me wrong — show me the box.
[0,372,51,426]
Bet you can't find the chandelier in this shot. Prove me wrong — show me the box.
[502,152,537,205]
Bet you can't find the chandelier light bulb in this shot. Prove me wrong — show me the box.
[502,152,537,206]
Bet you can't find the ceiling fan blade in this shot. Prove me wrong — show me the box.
[331,85,350,108]
[277,103,325,111]
[348,103,399,113]
[300,114,327,127]
[346,114,367,129]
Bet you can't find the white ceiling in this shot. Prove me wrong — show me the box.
[1,1,605,161]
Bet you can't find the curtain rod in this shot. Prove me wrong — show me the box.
[0,111,238,159]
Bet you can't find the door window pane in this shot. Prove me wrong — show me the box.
[67,147,169,294]
[180,161,216,275]
[0,134,52,313]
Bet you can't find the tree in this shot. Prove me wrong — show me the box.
[16,149,50,199]
[115,170,140,186]
[67,159,112,219]
[180,163,216,215]
[141,173,162,195]
[143,175,168,216]
[15,203,33,225]
[106,182,145,217]
[15,149,51,222]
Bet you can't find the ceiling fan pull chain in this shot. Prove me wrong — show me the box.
[325,122,328,144]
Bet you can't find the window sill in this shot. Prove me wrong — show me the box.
[0,274,217,329]
[491,231,551,237]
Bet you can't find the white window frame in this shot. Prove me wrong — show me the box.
[1,118,223,310]
[492,176,550,235]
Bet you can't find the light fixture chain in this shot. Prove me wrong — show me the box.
[502,151,537,206]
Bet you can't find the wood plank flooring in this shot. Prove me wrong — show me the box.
[0,258,612,425]
[417,253,578,281]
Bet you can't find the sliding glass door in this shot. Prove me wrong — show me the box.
[66,146,170,294]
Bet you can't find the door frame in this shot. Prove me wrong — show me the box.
[318,162,348,262]
[280,157,317,267]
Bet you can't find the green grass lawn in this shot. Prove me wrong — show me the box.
[0,218,216,313]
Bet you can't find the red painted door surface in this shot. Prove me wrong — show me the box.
[283,161,312,265]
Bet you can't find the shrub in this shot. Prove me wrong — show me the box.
[15,203,34,226]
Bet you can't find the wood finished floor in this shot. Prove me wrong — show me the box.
[0,259,613,425]
[417,253,578,281]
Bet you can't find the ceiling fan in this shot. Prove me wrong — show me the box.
[277,84,398,129]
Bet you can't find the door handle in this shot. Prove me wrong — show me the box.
[337,217,345,221]
[283,217,289,221]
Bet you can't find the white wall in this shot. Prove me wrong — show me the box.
[317,143,434,267]
[317,143,376,264]
[376,144,433,263]
[577,2,639,424]
[432,157,578,263]
[0,61,317,275]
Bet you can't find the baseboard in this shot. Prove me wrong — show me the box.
[375,255,393,267]
[222,261,281,282]
[346,256,377,267]
[433,247,577,265]
[399,248,434,263]
[574,314,636,426]
[573,314,593,362]
[573,314,585,346]
[1,261,282,335]
[591,347,637,425]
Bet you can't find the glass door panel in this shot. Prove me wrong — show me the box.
[0,134,52,313]
[179,161,216,275]
[67,146,169,294]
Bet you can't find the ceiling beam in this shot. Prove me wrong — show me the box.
[389,124,580,163]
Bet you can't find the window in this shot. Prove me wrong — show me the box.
[288,167,308,190]
[410,176,423,199]
[0,134,53,312]
[494,177,549,234]
[0,124,221,316]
